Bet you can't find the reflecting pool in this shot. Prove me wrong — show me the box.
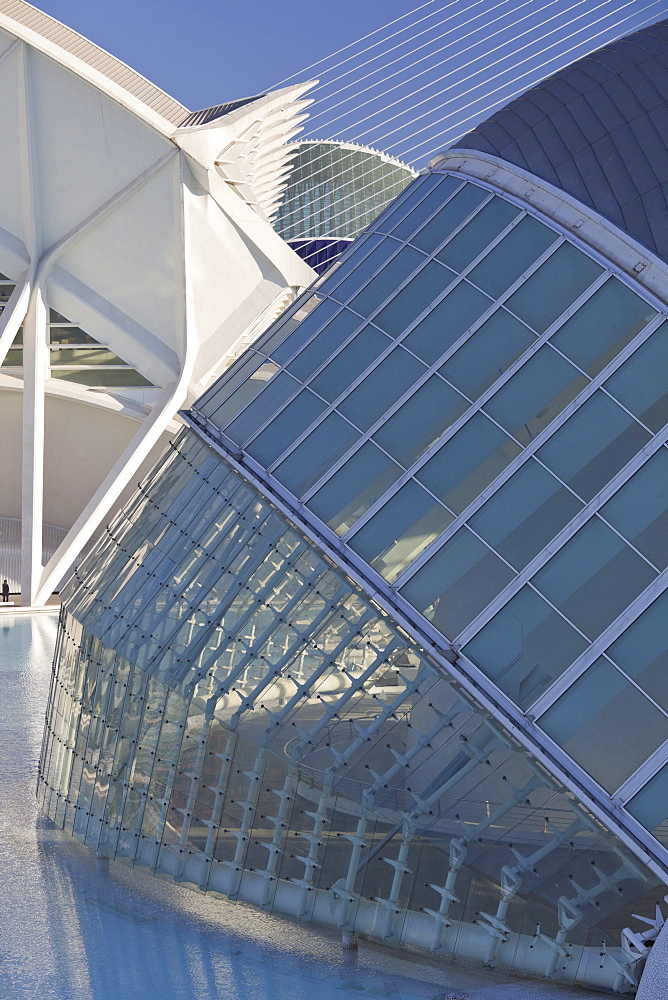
[0,613,602,1000]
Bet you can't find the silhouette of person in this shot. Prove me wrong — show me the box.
[2,579,9,602]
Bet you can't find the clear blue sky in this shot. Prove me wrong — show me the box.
[33,0,668,165]
[36,0,419,108]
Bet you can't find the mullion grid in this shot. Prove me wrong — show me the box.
[254,223,579,496]
[381,308,665,593]
[234,190,516,460]
[206,178,484,444]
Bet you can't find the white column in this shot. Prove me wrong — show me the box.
[20,283,47,605]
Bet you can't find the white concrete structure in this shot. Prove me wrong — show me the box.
[0,0,315,605]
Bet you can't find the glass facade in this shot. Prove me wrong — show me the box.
[39,430,662,991]
[40,160,668,993]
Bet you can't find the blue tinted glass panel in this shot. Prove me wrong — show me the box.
[284,308,360,377]
[600,449,668,569]
[326,236,396,301]
[402,281,491,364]
[389,175,464,241]
[607,592,668,708]
[536,392,650,501]
[438,308,535,400]
[505,243,602,333]
[550,278,656,376]
[338,348,426,431]
[373,375,468,469]
[308,442,402,535]
[469,460,582,569]
[349,481,452,583]
[246,390,326,466]
[273,413,360,497]
[309,328,390,402]
[374,261,456,337]
[417,413,521,514]
[465,586,587,709]
[201,355,269,423]
[628,763,668,847]
[437,197,520,272]
[539,658,668,793]
[533,518,656,639]
[484,346,588,446]
[349,247,424,318]
[468,216,557,298]
[376,173,457,235]
[411,183,487,253]
[401,528,514,640]
[604,323,668,432]
[224,370,299,444]
[263,296,334,362]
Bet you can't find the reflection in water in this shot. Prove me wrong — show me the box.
[0,613,600,1000]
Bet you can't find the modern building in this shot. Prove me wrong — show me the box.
[0,0,316,605]
[39,19,668,996]
[274,140,416,273]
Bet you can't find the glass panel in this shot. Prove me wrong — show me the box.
[388,176,463,241]
[536,392,650,501]
[1,348,22,366]
[51,368,153,386]
[269,297,339,364]
[469,460,583,569]
[600,449,668,569]
[627,762,668,846]
[417,413,521,514]
[438,308,535,400]
[533,518,657,639]
[402,280,491,364]
[400,528,514,640]
[325,236,398,302]
[348,246,424,318]
[338,348,426,431]
[374,261,456,337]
[539,658,668,793]
[273,412,360,497]
[373,375,468,469]
[506,243,602,333]
[484,346,588,446]
[374,173,450,234]
[225,371,300,445]
[246,390,326,467]
[50,347,128,365]
[606,592,668,708]
[410,183,488,253]
[49,326,97,345]
[309,327,390,402]
[348,481,453,583]
[465,586,588,709]
[308,442,402,535]
[200,352,265,421]
[437,196,520,272]
[284,307,360,378]
[604,322,668,432]
[468,216,557,298]
[550,278,656,376]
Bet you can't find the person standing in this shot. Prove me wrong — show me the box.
[2,579,9,602]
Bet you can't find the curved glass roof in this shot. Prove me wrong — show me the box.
[193,164,668,820]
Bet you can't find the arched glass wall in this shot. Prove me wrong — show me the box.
[39,430,662,993]
[194,168,668,842]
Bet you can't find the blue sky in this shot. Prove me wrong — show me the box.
[33,0,668,165]
[36,0,419,107]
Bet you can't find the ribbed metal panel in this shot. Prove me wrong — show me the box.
[178,95,265,128]
[0,0,189,126]
[458,18,668,262]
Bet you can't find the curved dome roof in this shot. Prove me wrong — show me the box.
[457,19,668,262]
